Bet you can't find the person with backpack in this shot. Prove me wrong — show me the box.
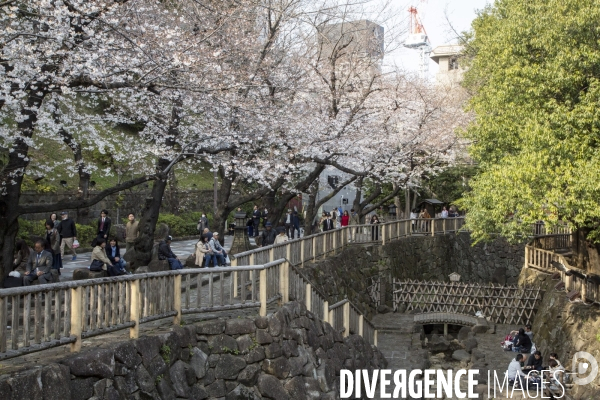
[158,236,184,270]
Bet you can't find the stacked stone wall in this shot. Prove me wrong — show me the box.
[0,301,386,399]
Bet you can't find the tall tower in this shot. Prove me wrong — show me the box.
[404,6,431,80]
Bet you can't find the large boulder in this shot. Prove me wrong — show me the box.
[147,259,170,272]
[428,334,450,352]
[61,349,115,378]
[73,268,107,280]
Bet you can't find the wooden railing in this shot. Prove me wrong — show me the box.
[0,261,286,360]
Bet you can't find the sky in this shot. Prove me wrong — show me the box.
[383,0,490,77]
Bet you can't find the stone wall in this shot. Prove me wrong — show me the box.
[519,267,600,399]
[0,301,386,400]
[301,233,526,319]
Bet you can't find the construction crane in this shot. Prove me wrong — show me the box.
[404,6,432,80]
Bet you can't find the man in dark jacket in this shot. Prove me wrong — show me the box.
[260,222,277,246]
[292,211,301,239]
[252,205,261,237]
[57,211,78,261]
[158,236,184,270]
[97,209,112,240]
[322,214,334,231]
[24,240,54,285]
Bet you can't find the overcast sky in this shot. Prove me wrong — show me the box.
[383,0,490,77]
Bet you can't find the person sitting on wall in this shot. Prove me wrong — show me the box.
[523,350,543,371]
[106,238,130,275]
[158,236,184,270]
[23,240,54,286]
[512,328,532,353]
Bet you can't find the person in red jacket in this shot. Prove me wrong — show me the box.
[341,210,350,227]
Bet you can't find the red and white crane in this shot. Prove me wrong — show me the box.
[404,5,432,80]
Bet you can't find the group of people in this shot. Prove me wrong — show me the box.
[503,325,566,390]
[193,228,229,268]
[10,210,141,285]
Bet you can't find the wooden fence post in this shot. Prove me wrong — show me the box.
[443,219,446,234]
[431,220,435,237]
[382,224,386,245]
[70,286,83,352]
[312,237,316,261]
[305,283,312,312]
[129,280,140,339]
[286,244,291,263]
[332,230,337,255]
[322,235,327,259]
[260,269,267,316]
[269,248,275,263]
[279,261,289,304]
[524,246,529,270]
[323,300,329,324]
[358,315,364,337]
[300,240,305,268]
[342,302,350,338]
[173,275,182,326]
[374,330,378,346]
[232,258,238,298]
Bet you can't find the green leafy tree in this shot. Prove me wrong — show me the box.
[460,0,600,271]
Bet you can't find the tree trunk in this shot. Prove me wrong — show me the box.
[0,184,22,285]
[572,228,600,274]
[405,188,411,218]
[304,184,319,236]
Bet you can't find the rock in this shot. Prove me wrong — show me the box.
[265,342,283,359]
[316,360,336,392]
[135,336,162,366]
[256,329,273,345]
[208,334,238,354]
[113,342,141,368]
[0,379,11,399]
[284,376,307,399]
[206,379,227,397]
[376,304,390,313]
[472,324,489,334]
[244,347,266,364]
[452,349,471,362]
[238,364,261,387]
[262,357,291,379]
[214,354,246,380]
[185,254,196,268]
[70,377,99,400]
[471,349,486,362]
[72,268,107,280]
[226,384,262,400]
[255,316,269,329]
[147,259,170,272]
[9,369,42,400]
[41,363,71,400]
[114,374,139,396]
[61,348,115,378]
[145,354,168,379]
[236,335,254,353]
[282,340,299,358]
[464,337,478,353]
[134,266,150,274]
[268,312,285,337]
[257,374,290,400]
[457,326,471,342]
[190,348,209,379]
[428,334,450,352]
[135,365,155,393]
[156,377,175,400]
[225,318,256,335]
[169,360,191,397]
[189,383,208,399]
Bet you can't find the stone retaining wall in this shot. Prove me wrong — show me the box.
[0,301,386,400]
[301,233,526,319]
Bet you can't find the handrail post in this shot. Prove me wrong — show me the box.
[70,286,83,352]
[312,237,316,261]
[173,274,182,325]
[358,315,364,337]
[286,243,291,264]
[524,246,529,270]
[129,280,140,339]
[454,218,458,232]
[443,219,446,234]
[269,248,275,263]
[323,300,329,324]
[382,223,386,245]
[279,261,289,304]
[374,330,378,346]
[260,269,267,316]
[431,219,435,237]
[300,239,305,268]
[342,301,350,338]
[232,258,238,298]
[333,230,337,255]
[322,234,327,259]
[305,283,311,312]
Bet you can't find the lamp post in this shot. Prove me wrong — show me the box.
[388,204,397,220]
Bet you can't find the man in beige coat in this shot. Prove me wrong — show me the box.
[125,213,139,252]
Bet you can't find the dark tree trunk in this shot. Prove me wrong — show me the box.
[572,228,600,275]
[60,127,91,222]
[304,186,319,236]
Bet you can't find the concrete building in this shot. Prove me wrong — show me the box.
[430,44,464,86]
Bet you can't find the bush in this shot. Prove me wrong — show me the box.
[158,213,198,237]
[17,218,97,248]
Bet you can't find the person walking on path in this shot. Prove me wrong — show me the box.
[291,211,301,239]
[284,209,293,239]
[322,214,334,232]
[45,220,62,273]
[24,240,54,286]
[197,213,209,233]
[341,210,350,227]
[50,213,60,229]
[58,211,77,260]
[125,213,139,252]
[97,209,112,240]
[158,236,184,270]
[252,205,261,237]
